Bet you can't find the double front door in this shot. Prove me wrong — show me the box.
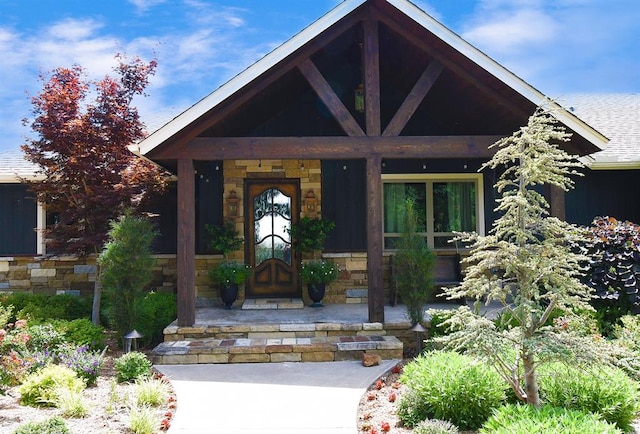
[245,179,300,298]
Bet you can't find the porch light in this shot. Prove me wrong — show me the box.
[123,329,143,353]
[354,83,365,113]
[226,190,240,219]
[410,322,427,354]
[304,190,318,217]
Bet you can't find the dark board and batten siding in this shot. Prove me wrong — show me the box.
[0,184,37,255]
[567,169,640,226]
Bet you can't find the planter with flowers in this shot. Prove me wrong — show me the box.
[205,222,252,309]
[288,217,337,307]
[300,260,339,307]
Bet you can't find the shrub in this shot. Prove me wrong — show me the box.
[538,362,640,431]
[1,293,92,323]
[133,376,170,407]
[393,198,435,324]
[57,345,106,387]
[0,303,13,328]
[479,404,622,434]
[1,351,32,391]
[24,323,66,355]
[413,419,460,434]
[19,364,85,407]
[134,291,177,347]
[584,216,640,329]
[114,351,152,383]
[129,404,157,434]
[399,351,506,430]
[55,387,89,418]
[100,214,157,339]
[12,416,71,434]
[52,318,105,350]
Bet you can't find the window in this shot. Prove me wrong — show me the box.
[383,174,484,250]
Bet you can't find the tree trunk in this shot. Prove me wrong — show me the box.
[92,264,102,325]
[523,351,541,406]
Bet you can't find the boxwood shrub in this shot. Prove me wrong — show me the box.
[538,362,640,432]
[479,404,622,434]
[399,351,507,430]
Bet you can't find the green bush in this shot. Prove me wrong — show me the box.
[393,199,436,324]
[133,376,170,407]
[135,291,176,347]
[100,214,157,339]
[479,404,622,434]
[19,364,85,407]
[114,351,152,383]
[538,362,640,431]
[1,293,92,322]
[24,323,66,355]
[399,351,506,430]
[413,419,460,434]
[57,345,106,387]
[12,416,70,434]
[51,318,105,350]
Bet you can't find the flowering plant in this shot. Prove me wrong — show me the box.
[300,260,339,284]
[58,344,107,386]
[209,261,253,286]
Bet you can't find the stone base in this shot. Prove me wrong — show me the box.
[152,334,402,365]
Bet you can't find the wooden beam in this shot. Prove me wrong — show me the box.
[366,155,384,323]
[177,159,196,326]
[363,19,381,136]
[298,59,366,137]
[383,59,444,136]
[147,14,363,158]
[155,135,502,160]
[371,8,531,120]
[546,184,566,220]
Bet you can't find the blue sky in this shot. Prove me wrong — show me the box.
[1,0,639,152]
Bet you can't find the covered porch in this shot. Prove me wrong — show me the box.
[136,0,605,330]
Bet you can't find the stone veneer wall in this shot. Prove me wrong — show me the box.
[0,252,394,305]
[1,159,394,303]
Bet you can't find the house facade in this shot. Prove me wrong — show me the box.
[135,0,608,326]
[2,0,639,327]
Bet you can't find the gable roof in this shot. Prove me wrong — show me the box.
[0,150,41,182]
[564,94,640,169]
[136,0,607,157]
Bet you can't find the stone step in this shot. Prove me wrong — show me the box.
[152,335,403,365]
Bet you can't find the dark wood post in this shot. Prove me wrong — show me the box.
[546,185,566,220]
[366,156,384,323]
[177,158,196,326]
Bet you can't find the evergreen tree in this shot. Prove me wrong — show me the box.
[436,105,593,406]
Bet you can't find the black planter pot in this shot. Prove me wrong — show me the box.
[307,282,326,307]
[220,283,239,309]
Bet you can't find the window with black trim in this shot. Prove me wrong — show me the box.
[383,174,484,250]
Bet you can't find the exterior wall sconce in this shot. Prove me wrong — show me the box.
[354,83,365,113]
[226,190,240,219]
[304,190,318,217]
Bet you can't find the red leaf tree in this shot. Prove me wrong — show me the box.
[22,55,167,324]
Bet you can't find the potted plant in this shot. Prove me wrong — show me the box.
[205,222,252,309]
[288,217,337,306]
[300,260,339,307]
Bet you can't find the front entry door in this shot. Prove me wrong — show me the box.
[246,179,300,298]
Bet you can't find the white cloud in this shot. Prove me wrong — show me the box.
[47,18,104,41]
[462,8,557,54]
[128,0,168,14]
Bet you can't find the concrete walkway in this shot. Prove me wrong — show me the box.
[156,360,399,433]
